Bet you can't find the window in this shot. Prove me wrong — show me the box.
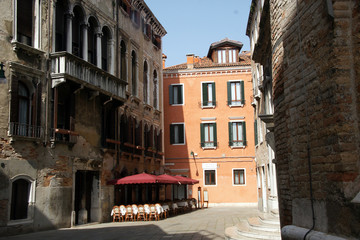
[233,169,246,185]
[10,178,31,220]
[131,51,137,96]
[254,119,258,146]
[217,50,226,63]
[204,170,216,185]
[143,61,149,104]
[200,123,217,148]
[16,0,34,46]
[169,84,183,105]
[170,123,185,144]
[229,121,247,147]
[202,82,216,107]
[229,50,237,63]
[153,70,158,109]
[227,81,245,106]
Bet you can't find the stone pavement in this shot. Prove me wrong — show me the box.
[1,206,259,240]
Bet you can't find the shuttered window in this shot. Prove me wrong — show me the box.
[202,82,216,107]
[170,123,185,144]
[227,81,245,106]
[169,84,183,105]
[228,122,247,147]
[200,123,217,148]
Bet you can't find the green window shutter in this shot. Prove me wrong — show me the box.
[242,122,247,146]
[200,123,205,147]
[212,83,216,106]
[213,123,217,147]
[227,82,231,105]
[178,85,183,104]
[254,120,258,146]
[169,85,173,105]
[202,83,208,106]
[240,81,245,105]
[170,124,174,144]
[228,122,233,146]
[179,124,184,143]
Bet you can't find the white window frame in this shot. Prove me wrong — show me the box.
[232,168,246,186]
[170,122,185,145]
[203,169,217,187]
[201,120,217,149]
[169,83,184,106]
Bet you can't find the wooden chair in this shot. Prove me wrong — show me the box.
[137,204,147,221]
[112,205,122,222]
[132,204,138,221]
[148,204,158,221]
[125,205,134,221]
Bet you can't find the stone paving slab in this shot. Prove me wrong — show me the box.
[1,206,259,240]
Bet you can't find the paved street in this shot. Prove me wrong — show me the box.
[1,206,259,240]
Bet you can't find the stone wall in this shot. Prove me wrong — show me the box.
[271,0,360,238]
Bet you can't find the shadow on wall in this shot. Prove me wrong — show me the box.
[0,224,221,240]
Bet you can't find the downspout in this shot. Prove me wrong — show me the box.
[295,0,316,239]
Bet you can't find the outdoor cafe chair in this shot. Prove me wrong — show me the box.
[132,204,139,220]
[144,204,150,218]
[125,205,134,221]
[155,203,164,219]
[119,205,126,221]
[148,204,158,221]
[137,204,147,221]
[112,205,122,222]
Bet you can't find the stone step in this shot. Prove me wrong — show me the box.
[258,213,281,226]
[247,217,280,233]
[235,220,281,240]
[225,226,258,240]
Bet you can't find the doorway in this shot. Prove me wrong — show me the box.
[74,170,100,225]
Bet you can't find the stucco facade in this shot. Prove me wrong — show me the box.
[0,0,165,236]
[163,39,257,206]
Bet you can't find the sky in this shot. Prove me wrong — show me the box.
[146,0,252,67]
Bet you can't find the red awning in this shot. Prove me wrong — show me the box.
[107,173,177,185]
[173,175,199,185]
[157,174,181,184]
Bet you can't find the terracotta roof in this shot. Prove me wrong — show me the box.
[164,53,251,71]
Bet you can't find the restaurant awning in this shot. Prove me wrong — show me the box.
[157,174,181,184]
[173,175,199,185]
[107,172,175,185]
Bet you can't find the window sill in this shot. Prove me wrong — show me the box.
[170,104,184,106]
[202,147,217,150]
[201,105,216,109]
[7,219,33,226]
[11,40,45,58]
[171,143,185,146]
[230,146,246,149]
[228,104,244,108]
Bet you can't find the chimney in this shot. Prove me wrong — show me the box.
[162,54,167,69]
[186,54,194,69]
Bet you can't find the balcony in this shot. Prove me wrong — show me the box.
[50,52,127,102]
[8,122,43,139]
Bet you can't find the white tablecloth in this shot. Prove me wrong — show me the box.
[162,204,169,211]
[177,201,188,207]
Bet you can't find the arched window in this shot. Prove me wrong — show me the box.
[153,70,158,109]
[88,17,99,65]
[131,51,137,96]
[55,0,67,51]
[143,61,148,104]
[10,178,31,220]
[101,27,111,72]
[72,6,85,58]
[120,41,127,81]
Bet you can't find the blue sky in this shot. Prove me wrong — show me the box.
[146,0,252,67]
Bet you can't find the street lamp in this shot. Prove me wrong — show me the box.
[0,62,6,84]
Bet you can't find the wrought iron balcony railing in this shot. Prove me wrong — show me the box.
[8,122,43,139]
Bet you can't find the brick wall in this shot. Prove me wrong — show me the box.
[271,0,360,237]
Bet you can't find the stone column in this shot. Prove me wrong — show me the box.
[109,39,115,75]
[65,11,74,53]
[96,30,103,68]
[82,22,89,61]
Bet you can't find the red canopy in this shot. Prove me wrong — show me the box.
[157,174,181,184]
[173,175,199,185]
[107,173,175,185]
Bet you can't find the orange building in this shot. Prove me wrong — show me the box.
[163,39,257,206]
